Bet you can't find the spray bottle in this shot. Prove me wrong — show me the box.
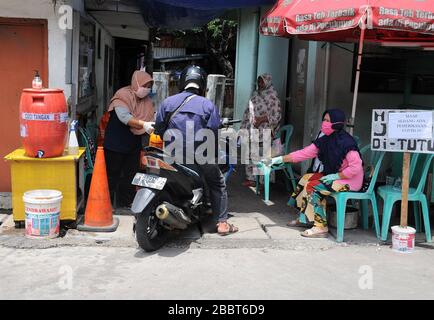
[32,70,43,89]
[68,120,79,155]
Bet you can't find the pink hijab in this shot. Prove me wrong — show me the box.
[108,70,154,135]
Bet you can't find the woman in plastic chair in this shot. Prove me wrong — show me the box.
[240,73,282,187]
[262,109,363,238]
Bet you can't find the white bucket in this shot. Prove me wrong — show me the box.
[23,190,63,239]
[391,226,416,254]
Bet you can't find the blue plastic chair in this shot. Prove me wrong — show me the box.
[256,125,297,202]
[378,153,433,242]
[330,145,385,242]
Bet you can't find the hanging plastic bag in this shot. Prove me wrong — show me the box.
[97,111,110,146]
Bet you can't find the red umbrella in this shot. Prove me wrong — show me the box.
[260,0,434,133]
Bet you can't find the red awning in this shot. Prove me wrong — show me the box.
[261,0,434,43]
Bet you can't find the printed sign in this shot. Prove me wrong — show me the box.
[22,113,55,121]
[281,5,434,35]
[22,112,69,122]
[371,109,434,154]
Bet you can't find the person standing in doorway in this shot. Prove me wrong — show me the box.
[104,70,155,208]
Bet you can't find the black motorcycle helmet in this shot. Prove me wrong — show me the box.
[179,65,207,94]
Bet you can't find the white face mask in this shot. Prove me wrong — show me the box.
[135,74,151,99]
[135,87,150,99]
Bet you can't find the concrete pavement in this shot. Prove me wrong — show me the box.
[1,169,433,300]
[0,169,431,250]
[1,245,434,300]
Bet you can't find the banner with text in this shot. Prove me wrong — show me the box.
[261,0,434,37]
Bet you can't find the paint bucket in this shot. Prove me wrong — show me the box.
[391,226,416,254]
[328,206,359,230]
[23,190,63,239]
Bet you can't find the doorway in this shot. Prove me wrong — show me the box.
[0,18,48,192]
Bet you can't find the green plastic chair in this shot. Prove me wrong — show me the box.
[377,152,422,235]
[78,127,95,183]
[256,124,297,202]
[353,135,361,148]
[378,153,433,242]
[330,145,385,242]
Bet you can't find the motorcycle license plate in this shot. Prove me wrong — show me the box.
[132,173,167,190]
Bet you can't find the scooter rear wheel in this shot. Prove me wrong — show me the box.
[135,194,170,252]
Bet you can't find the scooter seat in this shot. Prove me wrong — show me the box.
[174,164,203,187]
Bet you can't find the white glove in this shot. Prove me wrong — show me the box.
[222,118,230,126]
[143,122,155,134]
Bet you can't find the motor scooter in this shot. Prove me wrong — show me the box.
[131,119,241,252]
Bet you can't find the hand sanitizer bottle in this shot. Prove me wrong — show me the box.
[68,120,79,155]
[32,70,43,89]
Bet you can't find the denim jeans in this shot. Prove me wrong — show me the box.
[188,163,228,223]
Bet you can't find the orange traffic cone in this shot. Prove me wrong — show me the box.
[77,147,119,232]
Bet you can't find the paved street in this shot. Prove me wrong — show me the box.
[1,170,433,300]
[2,246,434,300]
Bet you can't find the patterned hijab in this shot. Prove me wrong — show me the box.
[244,73,281,132]
[251,73,278,105]
[313,109,360,175]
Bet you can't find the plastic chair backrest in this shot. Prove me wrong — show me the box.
[359,144,370,156]
[360,144,385,194]
[408,153,421,186]
[353,135,361,148]
[414,154,434,194]
[276,125,294,154]
[79,127,94,171]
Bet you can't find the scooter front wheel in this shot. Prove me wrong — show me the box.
[135,194,170,252]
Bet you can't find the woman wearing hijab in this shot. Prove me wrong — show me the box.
[240,73,282,187]
[104,70,155,208]
[264,109,363,238]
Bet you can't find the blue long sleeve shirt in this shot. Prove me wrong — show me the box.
[155,91,221,163]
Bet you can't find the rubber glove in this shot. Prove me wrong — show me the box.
[320,173,340,184]
[271,156,283,166]
[221,118,230,126]
[260,156,283,167]
[143,122,155,134]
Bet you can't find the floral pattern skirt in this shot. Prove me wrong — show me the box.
[288,173,350,227]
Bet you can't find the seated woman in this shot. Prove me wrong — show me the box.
[266,109,363,238]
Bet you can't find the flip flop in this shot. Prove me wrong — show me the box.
[300,227,329,238]
[217,222,239,236]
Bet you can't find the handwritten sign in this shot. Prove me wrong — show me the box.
[371,109,434,154]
